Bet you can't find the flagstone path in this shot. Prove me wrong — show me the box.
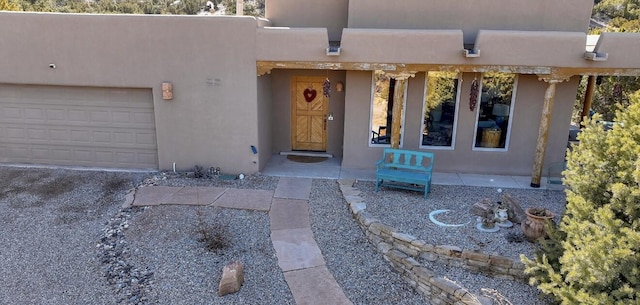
[127,177,352,305]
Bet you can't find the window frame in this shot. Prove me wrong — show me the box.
[368,71,408,148]
[419,71,462,150]
[471,73,519,152]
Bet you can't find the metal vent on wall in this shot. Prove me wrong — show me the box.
[584,51,608,61]
[327,41,341,56]
[463,48,480,58]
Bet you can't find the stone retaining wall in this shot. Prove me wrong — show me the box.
[338,179,527,305]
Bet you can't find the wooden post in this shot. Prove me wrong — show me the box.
[530,75,568,188]
[386,72,415,149]
[390,78,405,149]
[580,75,596,128]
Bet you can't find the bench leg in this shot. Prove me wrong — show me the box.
[424,180,431,199]
[375,178,381,192]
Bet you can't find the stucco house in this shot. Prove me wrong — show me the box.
[1,0,639,187]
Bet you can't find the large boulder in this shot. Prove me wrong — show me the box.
[218,261,244,296]
[501,193,526,224]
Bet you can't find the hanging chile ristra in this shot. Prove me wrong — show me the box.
[323,78,331,98]
[469,78,479,111]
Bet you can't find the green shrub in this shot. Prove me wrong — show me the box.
[522,91,640,304]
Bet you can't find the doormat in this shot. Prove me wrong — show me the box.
[286,155,328,163]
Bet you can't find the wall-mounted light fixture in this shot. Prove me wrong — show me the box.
[336,81,344,92]
[49,63,56,69]
[162,82,173,100]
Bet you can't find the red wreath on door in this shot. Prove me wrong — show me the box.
[303,88,317,103]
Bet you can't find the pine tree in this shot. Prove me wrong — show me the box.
[522,91,640,304]
[0,0,20,11]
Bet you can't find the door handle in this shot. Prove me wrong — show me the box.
[324,118,327,131]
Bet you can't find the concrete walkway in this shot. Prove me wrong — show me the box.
[127,177,352,305]
[263,154,564,190]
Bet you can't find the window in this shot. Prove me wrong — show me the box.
[370,70,406,146]
[473,72,517,149]
[421,71,460,149]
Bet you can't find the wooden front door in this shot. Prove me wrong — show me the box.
[291,76,328,151]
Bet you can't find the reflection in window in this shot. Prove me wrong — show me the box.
[422,71,460,148]
[474,72,517,149]
[370,70,403,145]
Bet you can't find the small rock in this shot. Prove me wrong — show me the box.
[218,261,244,296]
[470,199,493,218]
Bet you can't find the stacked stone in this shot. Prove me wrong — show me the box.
[338,179,526,305]
[97,208,155,304]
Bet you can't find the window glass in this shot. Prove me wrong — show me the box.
[370,70,404,145]
[474,72,517,149]
[421,71,460,148]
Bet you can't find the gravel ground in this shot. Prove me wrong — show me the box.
[354,181,566,305]
[147,174,428,304]
[1,166,560,305]
[0,166,147,305]
[121,172,294,305]
[308,179,427,305]
[355,182,566,260]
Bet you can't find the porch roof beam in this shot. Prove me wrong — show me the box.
[257,61,640,77]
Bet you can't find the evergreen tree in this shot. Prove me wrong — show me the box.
[222,0,262,16]
[522,91,640,304]
[0,0,20,10]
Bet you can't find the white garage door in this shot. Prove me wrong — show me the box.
[0,84,158,169]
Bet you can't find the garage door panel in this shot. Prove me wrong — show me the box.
[4,107,21,119]
[47,109,67,120]
[0,85,158,169]
[7,127,26,139]
[32,148,49,160]
[92,131,111,143]
[3,109,156,129]
[51,149,73,162]
[2,143,156,167]
[136,132,156,145]
[96,151,114,163]
[2,135,157,149]
[50,129,70,141]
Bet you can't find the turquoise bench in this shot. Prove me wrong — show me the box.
[375,148,434,199]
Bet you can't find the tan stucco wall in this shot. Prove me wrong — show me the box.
[269,69,346,157]
[339,29,464,64]
[591,32,640,68]
[257,74,273,171]
[257,28,640,74]
[342,71,577,175]
[474,30,588,67]
[256,27,329,61]
[0,12,260,174]
[348,0,593,43]
[265,0,348,42]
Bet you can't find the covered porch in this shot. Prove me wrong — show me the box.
[256,26,640,187]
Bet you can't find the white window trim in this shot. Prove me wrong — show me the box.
[419,72,462,151]
[471,74,519,152]
[368,72,408,148]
